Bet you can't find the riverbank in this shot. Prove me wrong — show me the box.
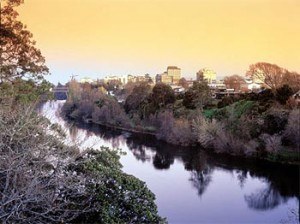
[65,112,300,166]
[62,80,300,165]
[41,101,300,223]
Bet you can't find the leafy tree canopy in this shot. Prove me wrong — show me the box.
[0,0,51,105]
[183,81,211,109]
[151,83,175,108]
[0,0,49,83]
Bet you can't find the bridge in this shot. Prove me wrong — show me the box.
[51,86,69,100]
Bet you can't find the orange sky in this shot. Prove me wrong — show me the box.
[18,0,300,84]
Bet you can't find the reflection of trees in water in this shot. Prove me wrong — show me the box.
[126,137,175,167]
[237,170,247,188]
[245,186,288,210]
[184,151,213,197]
[126,140,152,162]
[125,135,298,209]
[212,156,299,211]
[153,153,174,169]
[189,168,213,197]
[48,100,299,213]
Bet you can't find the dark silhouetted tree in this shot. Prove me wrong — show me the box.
[275,84,293,105]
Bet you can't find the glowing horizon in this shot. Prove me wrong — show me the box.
[18,0,300,84]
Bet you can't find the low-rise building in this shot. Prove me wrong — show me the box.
[242,78,262,92]
[80,77,94,83]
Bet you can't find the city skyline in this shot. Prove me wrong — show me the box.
[18,0,300,84]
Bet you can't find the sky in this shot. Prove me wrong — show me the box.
[18,0,300,84]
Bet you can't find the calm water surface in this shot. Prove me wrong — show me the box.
[41,101,299,223]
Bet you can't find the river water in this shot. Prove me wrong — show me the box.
[41,101,299,223]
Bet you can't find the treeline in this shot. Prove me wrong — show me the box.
[62,78,299,163]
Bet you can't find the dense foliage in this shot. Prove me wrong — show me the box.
[0,106,165,223]
[0,0,49,82]
[0,0,52,105]
[62,79,300,164]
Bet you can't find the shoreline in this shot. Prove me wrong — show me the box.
[64,115,300,166]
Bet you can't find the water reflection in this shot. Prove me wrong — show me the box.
[72,122,299,212]
[41,101,299,221]
[245,187,288,210]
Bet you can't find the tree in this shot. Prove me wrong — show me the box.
[246,62,288,91]
[223,74,245,91]
[0,0,49,83]
[0,0,50,105]
[275,84,293,105]
[150,83,175,109]
[67,79,81,102]
[0,105,164,223]
[124,82,151,115]
[183,82,211,109]
[282,71,300,92]
[178,77,189,89]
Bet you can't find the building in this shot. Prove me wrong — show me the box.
[196,68,216,84]
[167,66,181,84]
[104,75,121,84]
[80,77,94,83]
[161,72,173,84]
[242,78,262,92]
[157,66,181,85]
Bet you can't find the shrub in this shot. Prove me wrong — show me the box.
[192,115,223,148]
[0,105,164,223]
[275,85,293,105]
[155,111,195,146]
[262,111,288,135]
[217,96,235,108]
[283,109,300,150]
[168,119,195,146]
[260,134,282,153]
[212,130,246,154]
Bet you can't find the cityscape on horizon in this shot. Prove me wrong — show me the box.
[18,0,300,84]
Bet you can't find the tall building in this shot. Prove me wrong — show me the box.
[167,66,181,84]
[196,68,216,84]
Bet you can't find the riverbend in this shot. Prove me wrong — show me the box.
[41,101,299,223]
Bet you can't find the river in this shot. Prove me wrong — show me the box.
[40,101,299,223]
